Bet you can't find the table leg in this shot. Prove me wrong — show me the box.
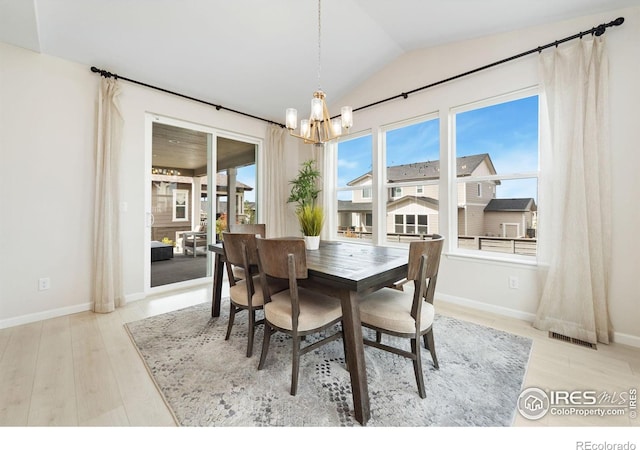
[211,252,223,317]
[339,289,370,426]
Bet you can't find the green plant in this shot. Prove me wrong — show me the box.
[288,159,321,210]
[296,204,325,236]
[288,159,324,236]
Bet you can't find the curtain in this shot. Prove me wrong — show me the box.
[264,125,287,238]
[534,37,611,344]
[93,77,125,313]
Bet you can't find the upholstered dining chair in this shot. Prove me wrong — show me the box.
[222,232,286,357]
[227,223,266,280]
[358,235,445,398]
[255,237,344,396]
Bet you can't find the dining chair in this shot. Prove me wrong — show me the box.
[227,223,266,280]
[358,235,445,398]
[255,237,344,396]
[222,232,286,357]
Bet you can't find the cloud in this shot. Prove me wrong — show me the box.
[338,159,360,169]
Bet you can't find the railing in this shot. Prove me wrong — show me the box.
[336,229,537,256]
[457,235,537,256]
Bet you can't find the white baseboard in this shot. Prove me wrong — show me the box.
[0,302,92,330]
[437,293,537,322]
[437,293,640,348]
[612,331,640,348]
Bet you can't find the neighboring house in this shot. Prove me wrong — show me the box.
[339,153,536,238]
[484,198,537,238]
[151,170,253,243]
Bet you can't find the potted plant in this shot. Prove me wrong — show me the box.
[288,159,324,250]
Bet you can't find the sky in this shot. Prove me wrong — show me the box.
[234,95,538,204]
[337,94,539,201]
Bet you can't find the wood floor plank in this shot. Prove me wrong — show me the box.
[95,311,177,426]
[1,281,638,428]
[69,312,129,426]
[0,322,42,425]
[27,316,78,425]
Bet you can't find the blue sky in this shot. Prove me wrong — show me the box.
[338,95,539,200]
[236,95,538,204]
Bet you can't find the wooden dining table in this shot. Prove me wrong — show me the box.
[208,239,409,426]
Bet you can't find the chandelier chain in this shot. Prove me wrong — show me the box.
[317,0,322,91]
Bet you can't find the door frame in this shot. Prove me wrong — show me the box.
[144,113,263,295]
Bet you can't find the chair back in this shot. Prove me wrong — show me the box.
[407,235,444,314]
[222,232,259,268]
[229,223,266,237]
[407,235,444,281]
[255,238,307,280]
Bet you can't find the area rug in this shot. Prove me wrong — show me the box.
[125,300,532,427]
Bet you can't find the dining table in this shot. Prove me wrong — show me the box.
[208,239,409,426]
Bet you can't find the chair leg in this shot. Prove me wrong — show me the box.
[424,329,439,369]
[225,305,236,341]
[411,338,426,399]
[258,323,272,370]
[340,323,349,371]
[246,309,255,357]
[290,335,301,396]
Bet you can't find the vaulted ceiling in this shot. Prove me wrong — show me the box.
[2,0,635,125]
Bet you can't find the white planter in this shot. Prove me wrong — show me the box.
[304,235,320,250]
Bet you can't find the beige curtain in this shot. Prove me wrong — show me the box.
[534,37,611,344]
[264,125,287,238]
[93,77,124,313]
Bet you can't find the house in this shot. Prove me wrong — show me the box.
[0,1,638,432]
[150,171,253,246]
[340,153,537,243]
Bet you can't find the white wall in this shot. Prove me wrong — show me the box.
[1,7,638,345]
[332,7,640,344]
[0,42,302,327]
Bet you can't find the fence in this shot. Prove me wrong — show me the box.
[337,229,537,256]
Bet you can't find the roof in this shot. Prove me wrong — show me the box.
[216,173,253,191]
[338,196,439,213]
[484,198,537,212]
[338,200,373,213]
[388,196,440,209]
[347,153,495,185]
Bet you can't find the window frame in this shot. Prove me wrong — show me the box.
[449,87,540,263]
[172,188,189,222]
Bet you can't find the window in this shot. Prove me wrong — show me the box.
[383,115,440,244]
[390,187,402,198]
[336,133,373,241]
[365,213,372,227]
[173,189,189,221]
[418,215,428,234]
[394,215,403,233]
[453,92,539,258]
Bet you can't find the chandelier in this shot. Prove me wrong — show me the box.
[285,0,353,145]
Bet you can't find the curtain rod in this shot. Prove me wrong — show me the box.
[91,16,624,127]
[346,16,625,115]
[90,66,286,128]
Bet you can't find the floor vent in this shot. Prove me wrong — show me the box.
[548,331,597,350]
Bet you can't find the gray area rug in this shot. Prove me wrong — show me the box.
[125,300,532,427]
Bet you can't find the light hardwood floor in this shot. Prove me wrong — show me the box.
[1,277,638,428]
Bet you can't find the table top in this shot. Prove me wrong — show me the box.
[209,240,408,293]
[305,241,408,292]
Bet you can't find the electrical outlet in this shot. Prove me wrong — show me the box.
[38,277,50,291]
[508,276,519,289]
